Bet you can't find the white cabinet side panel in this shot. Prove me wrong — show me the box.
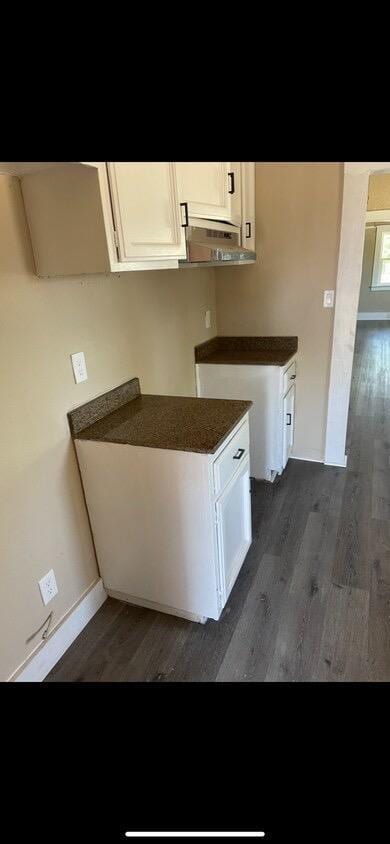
[21,164,110,277]
[196,364,279,480]
[75,440,219,620]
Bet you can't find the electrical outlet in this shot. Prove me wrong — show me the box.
[205,310,211,329]
[38,569,58,606]
[71,351,88,384]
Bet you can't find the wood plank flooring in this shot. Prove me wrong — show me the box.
[47,322,390,682]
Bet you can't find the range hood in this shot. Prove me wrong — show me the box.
[179,219,256,268]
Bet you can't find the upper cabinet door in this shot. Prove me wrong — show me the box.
[176,162,241,225]
[241,162,256,250]
[107,162,186,262]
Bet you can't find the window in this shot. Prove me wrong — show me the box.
[372,225,390,289]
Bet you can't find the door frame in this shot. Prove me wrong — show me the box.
[324,161,390,467]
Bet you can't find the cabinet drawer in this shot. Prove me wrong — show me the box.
[213,419,250,496]
[283,360,296,395]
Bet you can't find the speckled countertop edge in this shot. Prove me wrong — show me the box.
[68,377,140,436]
[68,381,252,455]
[195,335,298,365]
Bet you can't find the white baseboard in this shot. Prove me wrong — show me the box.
[357,312,390,321]
[291,454,348,468]
[324,454,348,468]
[107,588,207,624]
[10,579,107,682]
[290,456,324,464]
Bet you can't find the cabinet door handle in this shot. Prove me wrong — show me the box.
[286,414,292,426]
[228,172,235,195]
[245,221,251,239]
[233,448,245,460]
[180,202,189,228]
[290,374,296,380]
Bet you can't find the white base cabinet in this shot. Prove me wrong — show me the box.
[75,415,252,623]
[196,359,296,482]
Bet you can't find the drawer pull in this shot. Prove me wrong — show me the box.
[286,414,292,426]
[233,448,245,460]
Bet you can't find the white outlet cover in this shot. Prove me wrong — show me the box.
[71,351,88,384]
[38,569,58,606]
[205,310,211,329]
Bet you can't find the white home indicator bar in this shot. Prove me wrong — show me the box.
[125,834,265,839]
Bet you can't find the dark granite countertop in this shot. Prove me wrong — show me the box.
[68,378,252,455]
[195,336,298,366]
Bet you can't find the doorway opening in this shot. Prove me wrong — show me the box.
[357,176,390,322]
[346,173,390,465]
[324,162,390,468]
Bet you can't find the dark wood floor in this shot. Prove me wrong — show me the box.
[47,322,390,682]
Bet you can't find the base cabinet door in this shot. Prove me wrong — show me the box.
[176,162,241,225]
[282,384,295,468]
[215,458,252,603]
[107,162,186,262]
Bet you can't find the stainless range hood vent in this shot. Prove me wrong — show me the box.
[179,222,256,268]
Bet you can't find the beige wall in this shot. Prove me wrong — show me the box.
[216,162,344,462]
[358,174,390,314]
[367,173,390,210]
[0,176,217,681]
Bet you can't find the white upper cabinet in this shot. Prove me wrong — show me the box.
[241,162,256,250]
[19,161,252,277]
[176,162,242,226]
[106,163,186,263]
[20,162,186,277]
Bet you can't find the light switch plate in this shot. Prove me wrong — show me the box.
[71,351,88,384]
[323,290,335,308]
[205,310,211,329]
